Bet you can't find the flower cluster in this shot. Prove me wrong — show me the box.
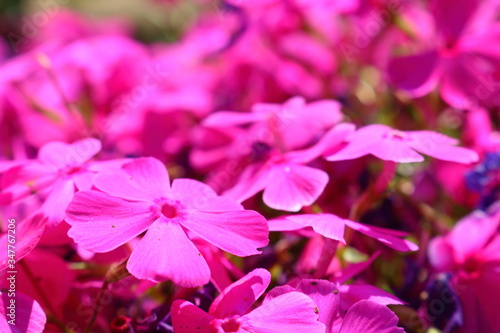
[0,0,498,332]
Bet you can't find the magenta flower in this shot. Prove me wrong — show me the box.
[171,268,326,333]
[0,138,110,227]
[0,213,47,271]
[224,123,354,211]
[0,292,46,332]
[270,213,418,252]
[388,0,500,109]
[65,157,269,287]
[428,207,500,332]
[325,124,479,164]
[204,96,344,152]
[265,279,404,333]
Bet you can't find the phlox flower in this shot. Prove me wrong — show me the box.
[0,138,118,226]
[204,96,343,151]
[270,213,418,252]
[265,279,404,333]
[65,157,269,287]
[200,96,349,211]
[171,268,326,333]
[223,123,354,212]
[388,0,500,109]
[428,206,500,333]
[326,124,479,164]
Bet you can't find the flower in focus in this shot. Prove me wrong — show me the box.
[65,157,269,287]
[171,268,326,332]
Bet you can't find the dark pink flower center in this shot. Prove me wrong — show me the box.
[161,203,178,218]
[209,316,242,333]
[462,256,482,277]
[61,165,82,177]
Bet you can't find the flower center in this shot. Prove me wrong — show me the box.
[386,129,407,140]
[209,316,242,333]
[161,203,178,218]
[462,256,482,277]
[221,318,241,332]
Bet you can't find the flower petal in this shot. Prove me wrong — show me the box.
[387,51,440,97]
[269,214,346,243]
[243,292,326,333]
[263,164,328,212]
[93,157,170,201]
[210,268,271,318]
[343,220,418,252]
[0,292,46,333]
[326,125,389,162]
[180,210,269,257]
[40,179,75,227]
[172,178,243,211]
[0,214,47,271]
[339,300,404,333]
[38,138,101,168]
[66,191,158,252]
[171,300,213,333]
[295,279,340,333]
[127,218,210,287]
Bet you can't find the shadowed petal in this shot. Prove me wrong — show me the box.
[210,268,271,318]
[344,220,419,252]
[339,300,405,333]
[171,300,213,333]
[0,292,46,333]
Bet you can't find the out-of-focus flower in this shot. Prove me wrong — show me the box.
[428,206,500,332]
[326,124,479,164]
[0,138,122,226]
[388,0,500,109]
[0,292,46,332]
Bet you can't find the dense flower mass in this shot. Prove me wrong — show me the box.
[0,0,498,332]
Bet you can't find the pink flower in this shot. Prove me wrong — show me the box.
[204,96,343,151]
[428,206,500,333]
[0,213,47,271]
[0,138,110,227]
[388,0,500,109]
[0,292,46,332]
[265,279,404,333]
[326,124,479,164]
[270,213,418,252]
[223,123,354,211]
[171,268,326,333]
[65,157,269,287]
